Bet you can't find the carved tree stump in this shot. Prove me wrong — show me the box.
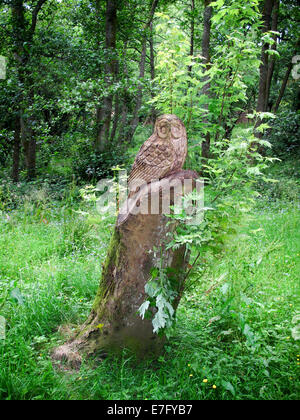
[52,170,198,367]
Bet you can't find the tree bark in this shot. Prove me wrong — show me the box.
[125,42,147,142]
[256,0,274,115]
[95,0,118,152]
[273,60,293,113]
[26,129,37,180]
[117,93,130,144]
[201,0,212,173]
[11,0,26,182]
[256,0,274,120]
[116,41,131,144]
[188,0,195,76]
[125,0,159,143]
[272,39,300,113]
[109,60,120,143]
[12,116,21,183]
[265,0,279,111]
[149,22,157,125]
[11,0,48,180]
[52,170,199,367]
[253,0,275,149]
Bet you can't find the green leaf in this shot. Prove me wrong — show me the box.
[138,301,150,320]
[211,0,224,8]
[10,288,24,305]
[291,325,300,341]
[220,283,229,295]
[0,316,5,340]
[221,380,235,396]
[247,166,262,176]
[208,315,221,325]
[266,49,280,58]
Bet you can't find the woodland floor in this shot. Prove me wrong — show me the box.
[0,160,299,400]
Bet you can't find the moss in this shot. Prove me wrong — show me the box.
[92,228,123,312]
[102,228,122,277]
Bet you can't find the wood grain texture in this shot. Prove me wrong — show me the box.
[128,114,187,194]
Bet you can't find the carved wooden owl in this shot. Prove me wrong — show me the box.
[128,114,187,195]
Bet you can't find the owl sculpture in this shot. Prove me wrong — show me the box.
[128,114,187,196]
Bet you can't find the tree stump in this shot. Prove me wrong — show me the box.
[52,170,198,368]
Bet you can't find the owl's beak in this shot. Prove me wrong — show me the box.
[166,124,172,139]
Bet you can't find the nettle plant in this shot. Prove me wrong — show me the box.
[138,124,277,335]
[150,13,209,136]
[138,246,178,335]
[151,1,263,141]
[139,3,278,335]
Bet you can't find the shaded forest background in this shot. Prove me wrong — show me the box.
[0,0,299,185]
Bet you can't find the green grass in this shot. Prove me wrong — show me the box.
[0,169,299,400]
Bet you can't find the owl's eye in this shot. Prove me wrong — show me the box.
[157,121,170,138]
[171,123,182,138]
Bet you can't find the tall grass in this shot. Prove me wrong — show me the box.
[0,163,299,400]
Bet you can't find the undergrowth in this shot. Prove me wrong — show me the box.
[0,160,299,400]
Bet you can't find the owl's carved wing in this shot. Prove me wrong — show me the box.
[128,134,175,189]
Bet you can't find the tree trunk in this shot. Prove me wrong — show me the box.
[95,0,118,152]
[273,39,300,113]
[201,0,212,173]
[26,134,36,180]
[125,0,159,143]
[188,0,195,76]
[273,60,293,113]
[253,0,275,150]
[11,0,26,182]
[265,0,279,111]
[11,0,48,180]
[125,42,147,143]
[116,44,131,144]
[109,61,121,143]
[12,116,21,182]
[296,88,300,112]
[149,22,157,125]
[20,113,37,180]
[256,0,274,115]
[52,170,199,367]
[117,93,130,144]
